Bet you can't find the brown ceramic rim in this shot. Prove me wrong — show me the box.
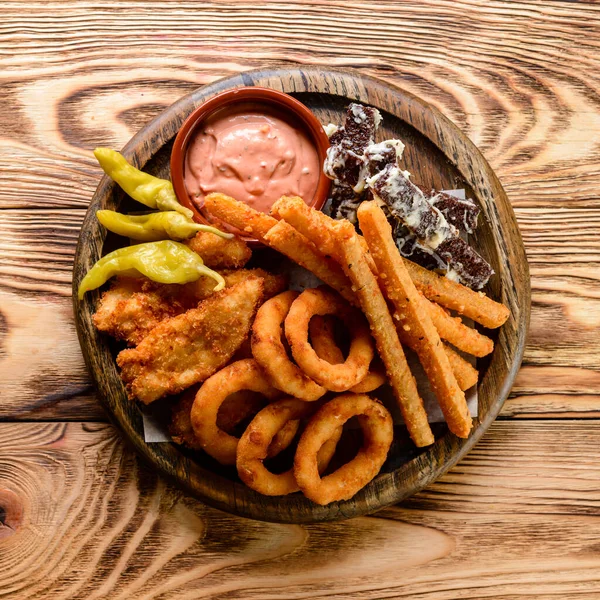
[170,86,331,244]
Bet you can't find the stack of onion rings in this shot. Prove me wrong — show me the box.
[285,287,374,392]
[182,285,394,503]
[237,397,342,496]
[309,315,387,393]
[294,393,393,505]
[252,291,326,401]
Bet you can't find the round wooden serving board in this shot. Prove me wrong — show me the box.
[72,66,530,523]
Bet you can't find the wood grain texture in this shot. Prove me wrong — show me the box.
[3,421,600,599]
[0,288,100,421]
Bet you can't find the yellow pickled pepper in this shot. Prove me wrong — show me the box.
[77,240,225,299]
[93,148,194,219]
[96,210,232,242]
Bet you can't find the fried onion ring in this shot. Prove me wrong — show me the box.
[217,390,265,433]
[173,385,294,456]
[237,398,342,496]
[190,359,280,465]
[266,418,300,459]
[309,315,386,393]
[251,290,326,401]
[285,288,374,392]
[218,391,298,457]
[294,394,393,505]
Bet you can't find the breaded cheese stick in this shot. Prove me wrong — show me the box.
[204,193,356,304]
[404,258,509,329]
[424,297,494,357]
[358,201,472,439]
[333,219,434,447]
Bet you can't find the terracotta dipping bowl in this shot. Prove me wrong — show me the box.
[170,87,331,244]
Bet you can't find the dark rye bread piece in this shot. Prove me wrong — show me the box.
[420,189,480,234]
[364,140,404,179]
[370,163,493,289]
[371,164,453,242]
[328,182,363,224]
[363,141,480,234]
[324,101,382,224]
[391,195,485,284]
[364,145,483,278]
[323,103,381,189]
[394,222,493,290]
[328,138,401,223]
[435,237,494,289]
[392,222,445,271]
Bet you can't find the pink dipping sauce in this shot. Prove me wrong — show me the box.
[184,106,320,213]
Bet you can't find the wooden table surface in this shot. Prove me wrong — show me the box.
[1,1,600,598]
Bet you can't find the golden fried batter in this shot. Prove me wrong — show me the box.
[169,387,201,449]
[185,229,251,269]
[92,277,197,346]
[94,269,286,346]
[117,278,264,404]
[184,268,286,303]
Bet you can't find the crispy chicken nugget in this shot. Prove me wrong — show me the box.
[185,228,251,269]
[185,268,287,303]
[117,278,264,403]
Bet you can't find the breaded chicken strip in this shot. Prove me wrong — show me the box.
[117,278,264,403]
[184,268,286,303]
[93,269,286,346]
[185,229,251,269]
[92,277,196,346]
